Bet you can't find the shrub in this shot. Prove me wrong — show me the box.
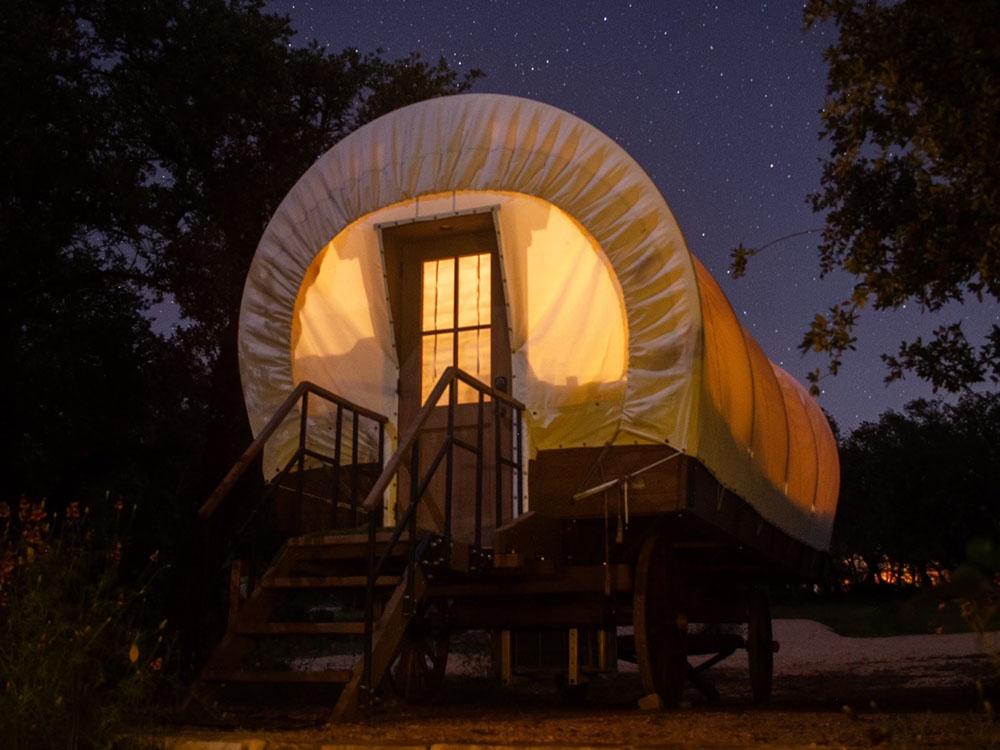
[0,496,173,749]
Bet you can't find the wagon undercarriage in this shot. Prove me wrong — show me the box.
[192,367,826,722]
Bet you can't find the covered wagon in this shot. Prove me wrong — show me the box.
[196,93,839,718]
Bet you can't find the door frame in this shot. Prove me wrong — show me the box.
[377,205,517,532]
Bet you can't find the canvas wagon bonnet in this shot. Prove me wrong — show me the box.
[239,93,838,550]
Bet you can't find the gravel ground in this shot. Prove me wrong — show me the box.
[160,620,1000,748]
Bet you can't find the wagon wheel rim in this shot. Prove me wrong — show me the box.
[746,587,773,704]
[633,534,688,706]
[390,602,450,703]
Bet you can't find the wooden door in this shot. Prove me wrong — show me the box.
[382,210,513,546]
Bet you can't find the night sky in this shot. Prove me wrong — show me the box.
[268,0,996,431]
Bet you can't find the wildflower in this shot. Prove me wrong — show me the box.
[114,498,124,511]
[29,502,47,523]
[149,549,159,563]
[18,496,30,522]
[22,527,42,546]
[150,657,163,672]
[129,643,139,664]
[65,502,81,520]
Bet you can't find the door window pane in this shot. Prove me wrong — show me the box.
[421,331,454,403]
[457,328,491,402]
[457,253,491,327]
[422,258,455,332]
[419,251,493,404]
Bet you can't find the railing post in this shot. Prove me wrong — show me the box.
[362,511,376,702]
[351,411,360,526]
[475,391,484,550]
[377,421,385,526]
[443,377,456,558]
[515,407,524,517]
[333,405,342,528]
[494,392,502,529]
[406,437,420,616]
[296,391,309,520]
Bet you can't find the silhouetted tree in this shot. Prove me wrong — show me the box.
[1,0,481,513]
[0,1,209,511]
[832,392,1000,587]
[733,0,1000,394]
[96,0,483,499]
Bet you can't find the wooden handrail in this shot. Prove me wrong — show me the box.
[359,367,525,514]
[198,381,388,521]
[360,366,526,699]
[297,381,391,425]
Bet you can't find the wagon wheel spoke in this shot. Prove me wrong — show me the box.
[633,534,688,707]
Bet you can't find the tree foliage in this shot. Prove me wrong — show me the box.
[0,0,207,506]
[735,1,1000,393]
[95,1,483,493]
[832,392,1000,587]
[0,0,480,511]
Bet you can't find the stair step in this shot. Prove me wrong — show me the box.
[236,621,365,635]
[262,575,401,589]
[288,531,399,547]
[203,669,353,684]
[286,541,409,562]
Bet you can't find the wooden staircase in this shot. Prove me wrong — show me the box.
[194,529,430,721]
[193,369,526,723]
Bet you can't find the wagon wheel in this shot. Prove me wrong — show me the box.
[633,535,688,707]
[390,601,450,703]
[746,587,773,704]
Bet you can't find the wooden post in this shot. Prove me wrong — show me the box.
[227,560,245,631]
[500,630,512,685]
[567,627,580,686]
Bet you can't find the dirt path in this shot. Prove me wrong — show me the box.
[153,621,1000,748]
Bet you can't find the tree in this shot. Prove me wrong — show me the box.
[0,0,210,507]
[0,0,481,508]
[3,0,482,654]
[832,392,1000,587]
[94,0,483,496]
[734,0,1000,394]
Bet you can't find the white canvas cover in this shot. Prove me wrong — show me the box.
[239,93,839,550]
